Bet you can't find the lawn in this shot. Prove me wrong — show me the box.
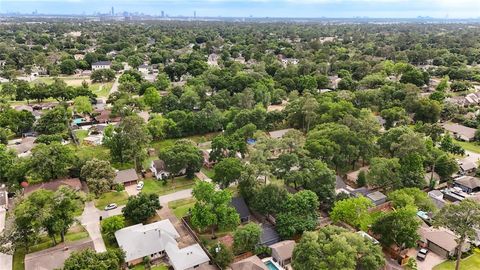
[73,145,110,161]
[91,82,113,98]
[454,140,480,154]
[13,225,89,270]
[131,264,168,270]
[433,249,480,270]
[74,129,89,143]
[94,191,129,210]
[200,168,215,179]
[142,177,197,196]
[150,132,221,153]
[168,198,196,219]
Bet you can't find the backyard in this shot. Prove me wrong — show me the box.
[454,140,480,154]
[433,249,480,270]
[13,225,89,270]
[141,177,197,196]
[94,191,129,210]
[168,198,196,219]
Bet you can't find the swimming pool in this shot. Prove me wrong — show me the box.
[265,260,280,270]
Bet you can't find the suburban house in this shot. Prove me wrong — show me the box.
[91,61,112,71]
[418,224,470,258]
[454,176,480,193]
[202,150,215,169]
[270,240,295,268]
[366,191,387,206]
[458,159,477,174]
[268,129,294,140]
[114,169,139,186]
[428,190,446,209]
[231,255,268,270]
[138,64,150,73]
[115,220,210,269]
[230,197,251,223]
[443,123,476,142]
[260,223,281,246]
[151,159,169,180]
[7,137,36,157]
[24,239,94,270]
[23,178,83,195]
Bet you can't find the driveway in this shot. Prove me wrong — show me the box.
[125,184,139,197]
[79,202,107,252]
[407,248,446,270]
[0,208,12,270]
[0,252,12,270]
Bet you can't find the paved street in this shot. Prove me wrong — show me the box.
[158,189,193,205]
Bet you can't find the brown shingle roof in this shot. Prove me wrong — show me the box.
[270,240,295,261]
[114,169,139,184]
[231,255,268,270]
[455,176,480,190]
[24,178,82,195]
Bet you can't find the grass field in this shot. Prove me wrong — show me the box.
[168,198,196,218]
[433,249,480,270]
[200,168,215,179]
[454,140,480,154]
[74,129,89,143]
[94,191,129,210]
[142,177,197,196]
[13,225,89,270]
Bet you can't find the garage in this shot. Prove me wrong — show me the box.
[427,240,449,258]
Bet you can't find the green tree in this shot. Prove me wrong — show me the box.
[252,184,288,217]
[292,226,385,270]
[435,154,459,180]
[101,216,125,242]
[143,87,161,108]
[372,206,420,249]
[63,249,124,270]
[434,199,480,270]
[122,193,161,224]
[49,186,80,242]
[73,96,93,115]
[276,190,319,238]
[213,157,244,189]
[209,243,233,269]
[388,188,435,212]
[233,223,262,253]
[367,157,401,191]
[399,153,426,188]
[29,142,75,181]
[159,139,203,179]
[34,106,70,135]
[413,99,441,123]
[80,159,116,197]
[190,181,240,237]
[147,115,175,140]
[103,115,151,169]
[330,196,374,230]
[0,144,15,184]
[60,59,77,75]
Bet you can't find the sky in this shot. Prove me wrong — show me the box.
[1,0,480,18]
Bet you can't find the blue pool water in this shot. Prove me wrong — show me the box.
[265,261,280,270]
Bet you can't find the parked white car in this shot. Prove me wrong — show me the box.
[104,203,118,211]
[136,181,144,190]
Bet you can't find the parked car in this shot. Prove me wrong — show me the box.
[104,203,118,211]
[136,181,144,190]
[417,248,429,261]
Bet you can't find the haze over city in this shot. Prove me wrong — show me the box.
[1,0,480,18]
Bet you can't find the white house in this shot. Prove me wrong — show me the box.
[115,220,210,269]
[91,61,112,71]
[138,64,150,74]
[151,160,169,180]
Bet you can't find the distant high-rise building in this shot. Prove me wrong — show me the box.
[111,6,114,16]
[161,10,165,17]
[194,11,196,18]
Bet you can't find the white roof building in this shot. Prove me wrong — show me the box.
[115,220,210,269]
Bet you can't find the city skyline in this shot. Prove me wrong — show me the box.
[1,0,480,18]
